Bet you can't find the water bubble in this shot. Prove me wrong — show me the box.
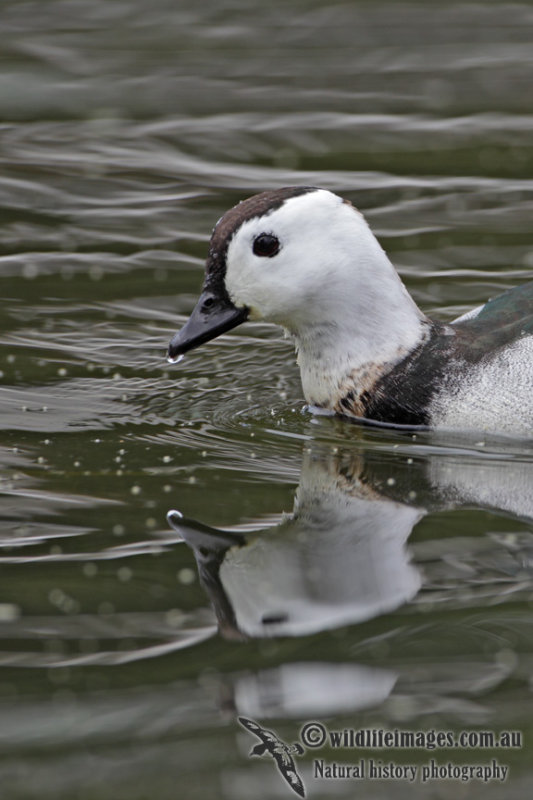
[22,263,38,279]
[117,566,132,582]
[166,608,185,625]
[0,603,20,622]
[89,265,104,281]
[177,568,195,585]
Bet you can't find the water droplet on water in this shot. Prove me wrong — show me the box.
[167,353,185,365]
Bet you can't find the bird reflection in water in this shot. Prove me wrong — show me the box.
[168,441,533,640]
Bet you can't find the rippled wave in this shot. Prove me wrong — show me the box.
[1,1,533,795]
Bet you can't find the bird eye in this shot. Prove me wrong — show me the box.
[252,233,280,258]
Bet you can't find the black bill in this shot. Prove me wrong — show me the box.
[167,289,249,361]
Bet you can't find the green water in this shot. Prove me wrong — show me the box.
[1,1,532,798]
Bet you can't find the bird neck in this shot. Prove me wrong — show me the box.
[292,264,428,411]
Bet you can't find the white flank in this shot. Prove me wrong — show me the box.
[431,335,533,435]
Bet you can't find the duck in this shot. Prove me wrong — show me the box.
[168,186,533,435]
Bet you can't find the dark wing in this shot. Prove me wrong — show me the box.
[272,750,305,798]
[457,280,533,351]
[238,717,280,747]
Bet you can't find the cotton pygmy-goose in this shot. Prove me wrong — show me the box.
[168,187,533,435]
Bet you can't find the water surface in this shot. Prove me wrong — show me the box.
[1,1,533,798]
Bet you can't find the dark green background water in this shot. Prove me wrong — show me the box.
[1,1,532,798]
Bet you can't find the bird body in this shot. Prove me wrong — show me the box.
[168,187,533,436]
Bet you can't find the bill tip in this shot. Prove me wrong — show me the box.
[167,353,185,365]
